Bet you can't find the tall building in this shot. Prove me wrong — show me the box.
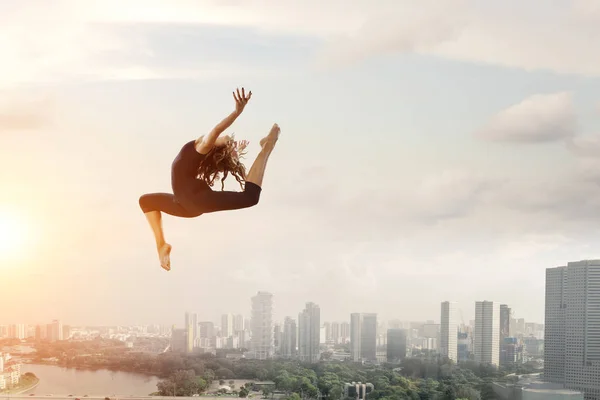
[499,305,511,343]
[281,317,297,358]
[46,320,63,342]
[298,302,321,363]
[474,301,500,366]
[171,327,187,352]
[331,322,340,344]
[545,260,600,400]
[198,321,214,345]
[341,321,350,340]
[323,322,331,342]
[350,313,377,362]
[234,314,244,332]
[441,301,458,362]
[386,329,407,363]
[250,291,274,360]
[222,314,234,338]
[273,324,282,353]
[8,324,25,340]
[186,322,194,353]
[184,312,197,348]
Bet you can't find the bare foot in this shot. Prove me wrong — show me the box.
[260,123,280,149]
[158,243,172,271]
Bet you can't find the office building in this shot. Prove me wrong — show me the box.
[545,260,600,400]
[441,301,458,362]
[281,317,297,358]
[386,329,407,363]
[298,302,321,363]
[474,301,500,366]
[222,314,234,338]
[350,313,377,362]
[250,291,274,360]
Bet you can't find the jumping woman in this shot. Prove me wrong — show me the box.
[139,87,280,271]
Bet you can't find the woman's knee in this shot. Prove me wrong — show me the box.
[139,194,153,213]
[244,182,262,207]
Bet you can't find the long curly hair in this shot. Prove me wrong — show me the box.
[197,135,247,190]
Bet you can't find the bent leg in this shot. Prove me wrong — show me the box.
[138,193,199,271]
[139,193,199,218]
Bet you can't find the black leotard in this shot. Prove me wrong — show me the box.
[138,140,261,218]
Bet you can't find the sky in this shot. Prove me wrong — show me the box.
[1,0,600,328]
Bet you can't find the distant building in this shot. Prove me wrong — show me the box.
[474,301,500,366]
[298,302,321,363]
[281,317,297,358]
[440,301,458,362]
[330,322,341,344]
[545,260,600,400]
[386,329,407,363]
[457,331,471,361]
[8,324,25,340]
[221,314,234,338]
[250,291,274,360]
[350,313,377,362]
[500,337,523,366]
[171,327,187,352]
[46,320,63,342]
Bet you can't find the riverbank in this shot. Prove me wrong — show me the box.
[1,374,40,395]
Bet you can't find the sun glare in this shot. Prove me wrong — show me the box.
[0,210,30,260]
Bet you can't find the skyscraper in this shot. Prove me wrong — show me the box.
[298,302,321,363]
[330,322,340,344]
[251,291,274,360]
[499,305,511,343]
[281,317,297,358]
[350,313,377,362]
[323,322,331,342]
[8,324,26,340]
[234,314,244,332]
[441,301,458,362]
[386,329,407,363]
[545,260,600,399]
[222,313,234,338]
[185,312,197,346]
[474,301,500,366]
[341,321,350,341]
[273,323,282,353]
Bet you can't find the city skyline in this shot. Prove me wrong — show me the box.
[2,0,600,327]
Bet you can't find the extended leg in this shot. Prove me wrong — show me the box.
[139,193,199,271]
[192,124,280,214]
[246,123,280,188]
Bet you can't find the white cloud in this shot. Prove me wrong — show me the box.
[2,0,600,87]
[566,134,600,157]
[475,92,577,143]
[0,95,52,132]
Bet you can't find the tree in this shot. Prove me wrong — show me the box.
[156,369,208,396]
[239,387,249,398]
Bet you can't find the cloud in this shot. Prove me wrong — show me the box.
[475,92,577,143]
[0,96,52,132]
[565,134,600,157]
[314,0,468,68]
[2,0,600,87]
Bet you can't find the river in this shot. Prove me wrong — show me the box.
[18,364,160,396]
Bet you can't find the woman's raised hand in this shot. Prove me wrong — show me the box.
[233,87,252,113]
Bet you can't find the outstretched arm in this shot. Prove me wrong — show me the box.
[195,87,252,154]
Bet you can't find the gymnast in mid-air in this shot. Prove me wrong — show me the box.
[139,87,280,271]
